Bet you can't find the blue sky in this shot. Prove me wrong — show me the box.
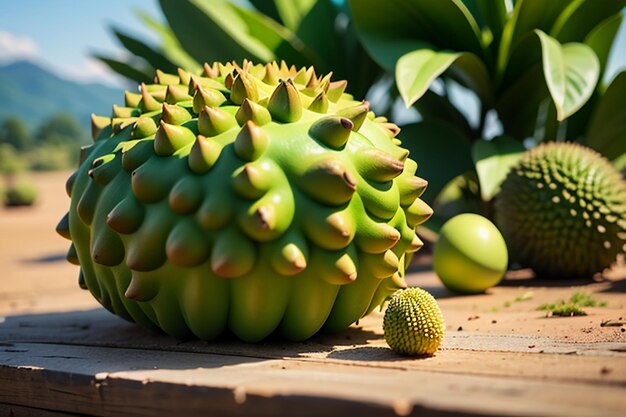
[1,1,625,88]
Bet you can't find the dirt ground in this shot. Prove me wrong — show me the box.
[1,170,625,344]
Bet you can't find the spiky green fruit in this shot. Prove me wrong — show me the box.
[383,287,445,356]
[496,143,626,278]
[57,60,432,342]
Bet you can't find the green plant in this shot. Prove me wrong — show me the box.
[350,0,626,229]
[57,61,432,342]
[95,0,380,100]
[4,180,37,207]
[383,287,445,356]
[538,291,607,316]
[496,142,626,277]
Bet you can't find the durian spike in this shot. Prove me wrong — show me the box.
[78,269,87,290]
[293,67,308,84]
[380,122,401,138]
[88,155,119,186]
[131,117,158,139]
[124,273,159,301]
[211,227,256,278]
[106,197,145,234]
[112,104,137,118]
[56,212,71,239]
[336,101,369,131]
[203,62,219,78]
[140,83,162,112]
[165,84,192,104]
[235,98,272,126]
[161,103,192,125]
[197,105,237,137]
[302,209,356,251]
[308,91,329,113]
[263,62,279,85]
[279,60,290,76]
[405,198,433,227]
[188,135,223,174]
[318,72,333,91]
[298,158,356,205]
[309,116,353,149]
[111,117,138,134]
[91,227,125,266]
[406,233,424,253]
[242,58,252,72]
[197,194,232,230]
[192,86,226,114]
[154,121,195,156]
[316,249,358,285]
[357,149,405,182]
[124,91,142,107]
[230,70,260,104]
[177,68,191,85]
[67,244,80,265]
[224,71,235,89]
[91,114,111,141]
[234,121,269,161]
[359,250,399,279]
[155,69,180,85]
[268,79,302,123]
[232,163,271,199]
[65,170,77,197]
[122,140,153,172]
[271,242,307,276]
[327,80,348,102]
[217,62,233,77]
[166,221,210,267]
[79,145,94,165]
[354,216,402,254]
[398,176,429,206]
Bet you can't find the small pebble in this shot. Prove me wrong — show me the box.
[457,326,463,331]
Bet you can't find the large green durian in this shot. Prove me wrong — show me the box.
[57,61,432,342]
[496,142,626,278]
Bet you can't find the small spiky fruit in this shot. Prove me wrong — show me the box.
[57,60,432,342]
[496,143,626,277]
[383,287,445,356]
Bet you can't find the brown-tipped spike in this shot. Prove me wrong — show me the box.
[165,84,191,104]
[407,233,424,253]
[232,163,269,199]
[293,67,308,84]
[155,69,179,85]
[91,114,110,140]
[125,91,142,107]
[192,86,226,114]
[235,98,272,126]
[79,145,94,165]
[298,158,356,205]
[124,275,158,301]
[106,197,145,234]
[140,83,162,112]
[188,135,222,174]
[154,121,195,156]
[234,121,268,161]
[308,91,329,113]
[336,101,369,131]
[78,269,87,290]
[318,71,333,91]
[131,117,158,139]
[271,243,307,276]
[263,62,279,85]
[268,79,302,123]
[112,105,137,118]
[224,71,235,89]
[399,176,429,206]
[198,105,237,136]
[230,70,259,105]
[56,212,71,240]
[306,68,319,88]
[203,62,219,78]
[405,198,433,227]
[67,244,80,265]
[357,149,404,182]
[161,103,192,125]
[380,122,401,138]
[309,116,353,149]
[327,80,347,102]
[177,68,191,85]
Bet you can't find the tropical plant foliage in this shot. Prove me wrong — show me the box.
[95,0,380,99]
[350,0,626,227]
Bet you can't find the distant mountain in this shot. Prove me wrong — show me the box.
[0,61,125,130]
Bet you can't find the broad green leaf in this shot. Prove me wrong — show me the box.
[137,10,200,71]
[585,13,624,74]
[93,55,153,84]
[292,0,339,74]
[550,0,626,43]
[463,0,512,42]
[399,121,474,203]
[250,0,316,31]
[536,30,600,121]
[497,0,574,75]
[585,72,626,161]
[413,90,474,139]
[471,136,525,201]
[159,0,274,63]
[396,49,491,107]
[349,0,485,70]
[112,29,178,74]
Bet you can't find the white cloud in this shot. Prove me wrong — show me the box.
[57,57,128,88]
[0,31,39,62]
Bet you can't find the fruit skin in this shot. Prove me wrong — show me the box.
[57,60,433,342]
[433,213,508,294]
[496,143,626,278]
[383,287,445,356]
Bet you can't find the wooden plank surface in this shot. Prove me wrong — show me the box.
[1,171,625,417]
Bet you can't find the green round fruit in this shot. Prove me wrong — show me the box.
[383,287,445,356]
[433,213,508,293]
[57,61,433,342]
[495,142,626,278]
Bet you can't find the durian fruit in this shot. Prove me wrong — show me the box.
[57,60,432,342]
[383,287,445,356]
[496,142,626,278]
